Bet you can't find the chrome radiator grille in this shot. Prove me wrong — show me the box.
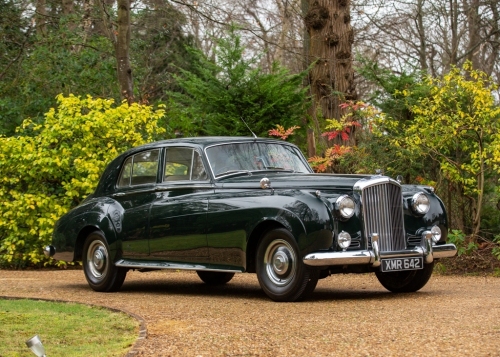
[361,181,406,252]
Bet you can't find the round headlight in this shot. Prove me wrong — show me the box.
[335,195,355,220]
[411,192,430,215]
[431,225,441,243]
[338,231,352,250]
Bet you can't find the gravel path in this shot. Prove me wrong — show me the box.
[1,269,499,356]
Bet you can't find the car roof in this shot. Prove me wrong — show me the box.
[121,136,296,155]
[94,137,302,196]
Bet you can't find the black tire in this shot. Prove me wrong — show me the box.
[82,231,127,292]
[256,228,319,302]
[375,261,434,293]
[196,271,235,285]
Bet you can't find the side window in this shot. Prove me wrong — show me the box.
[164,148,208,182]
[117,149,159,187]
[118,157,133,187]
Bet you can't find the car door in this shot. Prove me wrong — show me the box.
[148,147,213,262]
[112,149,160,258]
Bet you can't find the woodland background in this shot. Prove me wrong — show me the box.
[1,0,500,267]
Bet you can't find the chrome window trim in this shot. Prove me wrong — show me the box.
[116,149,160,189]
[162,146,210,183]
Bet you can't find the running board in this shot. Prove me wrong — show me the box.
[115,259,242,273]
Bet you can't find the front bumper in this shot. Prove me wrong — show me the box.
[303,232,457,268]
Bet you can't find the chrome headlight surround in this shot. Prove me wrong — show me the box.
[411,192,430,215]
[431,225,442,243]
[338,231,352,250]
[335,195,355,220]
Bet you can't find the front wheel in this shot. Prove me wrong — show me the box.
[256,228,319,302]
[83,231,127,292]
[196,271,235,285]
[375,261,434,293]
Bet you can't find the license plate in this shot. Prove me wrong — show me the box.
[381,257,424,272]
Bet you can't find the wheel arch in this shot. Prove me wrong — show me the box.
[245,220,289,273]
[74,225,101,261]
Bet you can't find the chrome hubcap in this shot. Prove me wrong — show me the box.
[264,239,296,286]
[93,249,105,270]
[273,250,290,274]
[87,241,108,280]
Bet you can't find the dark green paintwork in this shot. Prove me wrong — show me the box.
[52,137,449,272]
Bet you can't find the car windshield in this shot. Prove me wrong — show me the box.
[206,142,312,177]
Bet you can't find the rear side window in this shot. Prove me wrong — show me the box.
[164,148,208,182]
[117,150,160,187]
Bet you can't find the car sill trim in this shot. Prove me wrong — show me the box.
[115,259,243,273]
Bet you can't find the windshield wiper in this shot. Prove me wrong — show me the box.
[216,170,253,178]
[264,167,296,172]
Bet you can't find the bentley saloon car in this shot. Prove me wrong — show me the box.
[46,137,457,301]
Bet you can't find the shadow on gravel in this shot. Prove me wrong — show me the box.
[65,277,436,303]
[310,287,435,302]
[119,280,267,300]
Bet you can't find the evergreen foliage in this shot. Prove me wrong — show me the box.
[0,1,195,136]
[132,0,198,101]
[168,27,310,137]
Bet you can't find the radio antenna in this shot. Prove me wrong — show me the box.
[240,117,257,139]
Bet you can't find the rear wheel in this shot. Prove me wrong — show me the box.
[375,261,434,293]
[83,231,127,292]
[256,228,319,302]
[196,271,235,285]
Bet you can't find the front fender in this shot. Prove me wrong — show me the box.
[250,189,334,256]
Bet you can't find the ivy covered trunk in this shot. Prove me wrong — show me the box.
[304,0,356,124]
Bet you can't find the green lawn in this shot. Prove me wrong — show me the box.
[0,299,138,357]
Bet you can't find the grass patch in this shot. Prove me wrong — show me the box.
[0,299,138,357]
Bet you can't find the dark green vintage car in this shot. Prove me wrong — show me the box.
[46,137,457,301]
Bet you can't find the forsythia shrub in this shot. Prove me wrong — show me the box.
[383,63,500,237]
[0,94,166,267]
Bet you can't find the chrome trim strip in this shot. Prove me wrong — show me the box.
[423,231,434,264]
[371,233,380,267]
[115,259,242,273]
[112,188,156,197]
[155,184,214,191]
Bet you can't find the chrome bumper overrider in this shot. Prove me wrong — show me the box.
[303,232,457,267]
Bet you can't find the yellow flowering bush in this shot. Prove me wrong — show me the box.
[0,94,166,267]
[382,64,500,237]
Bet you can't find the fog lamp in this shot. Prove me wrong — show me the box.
[338,231,351,250]
[335,195,355,220]
[411,192,430,215]
[26,335,46,357]
[431,225,442,243]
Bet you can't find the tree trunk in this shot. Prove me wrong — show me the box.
[465,0,481,69]
[304,0,356,122]
[62,0,77,32]
[302,0,316,157]
[415,0,428,71]
[116,0,134,104]
[275,0,292,66]
[35,0,47,36]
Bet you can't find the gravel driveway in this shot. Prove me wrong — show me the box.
[1,269,499,356]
